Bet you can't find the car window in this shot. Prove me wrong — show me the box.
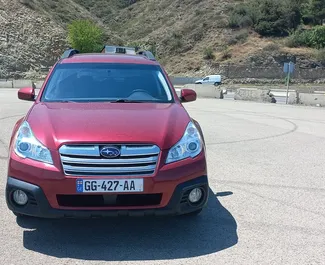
[40,63,174,103]
[203,77,209,81]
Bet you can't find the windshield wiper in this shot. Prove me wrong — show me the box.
[52,100,78,103]
[112,99,145,103]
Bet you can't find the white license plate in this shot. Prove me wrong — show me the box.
[76,178,143,193]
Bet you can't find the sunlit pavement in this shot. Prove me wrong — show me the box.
[0,89,324,265]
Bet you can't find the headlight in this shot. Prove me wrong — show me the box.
[166,121,203,164]
[14,121,53,164]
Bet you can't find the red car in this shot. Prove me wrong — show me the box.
[5,46,209,218]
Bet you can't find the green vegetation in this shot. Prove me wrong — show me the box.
[287,26,325,49]
[302,0,325,25]
[228,0,303,36]
[227,30,249,45]
[229,0,325,50]
[67,19,104,53]
[203,47,215,60]
[13,0,325,74]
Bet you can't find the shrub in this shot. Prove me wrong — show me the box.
[309,26,325,49]
[302,0,325,26]
[203,47,215,60]
[236,30,249,42]
[227,30,249,45]
[222,50,232,60]
[221,47,232,60]
[228,13,242,28]
[286,28,312,48]
[169,32,185,53]
[238,15,254,28]
[228,0,303,37]
[67,19,104,53]
[286,26,325,49]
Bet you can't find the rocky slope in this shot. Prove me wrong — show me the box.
[0,0,66,78]
[0,0,122,79]
[0,0,321,79]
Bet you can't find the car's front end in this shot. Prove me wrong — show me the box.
[6,119,208,218]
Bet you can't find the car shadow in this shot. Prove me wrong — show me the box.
[17,188,237,261]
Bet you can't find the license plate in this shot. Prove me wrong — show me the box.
[76,178,143,193]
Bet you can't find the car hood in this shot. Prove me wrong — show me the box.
[26,102,190,150]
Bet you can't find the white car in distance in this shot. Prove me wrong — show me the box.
[195,75,222,86]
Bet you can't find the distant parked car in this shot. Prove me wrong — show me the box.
[195,75,221,86]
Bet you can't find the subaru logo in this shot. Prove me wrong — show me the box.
[100,146,120,158]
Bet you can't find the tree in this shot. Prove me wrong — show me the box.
[67,19,104,53]
[252,0,303,36]
[302,0,325,25]
[228,0,305,36]
[310,0,325,25]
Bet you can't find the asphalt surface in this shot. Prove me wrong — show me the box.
[0,89,325,265]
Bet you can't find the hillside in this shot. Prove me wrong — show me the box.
[0,0,323,80]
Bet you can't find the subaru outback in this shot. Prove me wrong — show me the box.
[5,46,209,218]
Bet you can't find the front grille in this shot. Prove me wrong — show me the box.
[59,144,160,176]
[57,194,162,207]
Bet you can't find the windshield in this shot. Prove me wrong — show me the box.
[40,63,174,103]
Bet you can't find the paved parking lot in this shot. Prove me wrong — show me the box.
[0,89,324,265]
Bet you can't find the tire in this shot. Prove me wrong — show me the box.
[196,82,202,84]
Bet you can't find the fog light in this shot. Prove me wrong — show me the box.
[12,190,28,206]
[188,188,203,204]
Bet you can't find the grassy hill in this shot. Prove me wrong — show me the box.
[0,0,324,79]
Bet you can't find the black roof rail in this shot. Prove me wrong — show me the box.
[61,49,80,59]
[137,50,156,61]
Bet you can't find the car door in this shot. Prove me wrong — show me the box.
[202,76,210,84]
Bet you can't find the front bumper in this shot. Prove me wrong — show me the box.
[6,176,209,218]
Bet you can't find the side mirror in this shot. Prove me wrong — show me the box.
[18,87,35,101]
[180,88,197,103]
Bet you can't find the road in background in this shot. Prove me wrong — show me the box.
[0,89,324,265]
